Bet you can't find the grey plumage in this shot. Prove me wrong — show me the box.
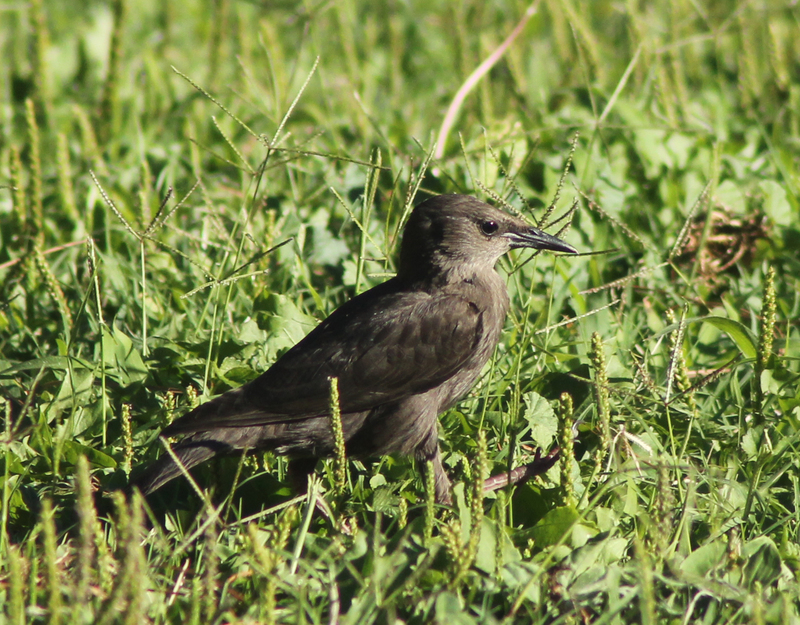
[133,194,576,503]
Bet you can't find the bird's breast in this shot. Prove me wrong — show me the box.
[431,272,510,410]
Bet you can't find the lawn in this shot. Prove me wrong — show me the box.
[1,0,799,623]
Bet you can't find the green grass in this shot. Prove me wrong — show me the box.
[1,0,799,622]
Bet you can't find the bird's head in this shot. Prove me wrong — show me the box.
[398,195,576,281]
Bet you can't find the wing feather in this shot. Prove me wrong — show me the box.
[164,283,483,435]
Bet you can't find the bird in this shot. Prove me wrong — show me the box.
[132,194,577,504]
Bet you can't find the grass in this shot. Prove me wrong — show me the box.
[1,0,799,622]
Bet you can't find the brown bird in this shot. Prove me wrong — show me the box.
[133,194,576,503]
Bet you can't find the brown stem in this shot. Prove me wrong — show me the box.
[482,448,561,493]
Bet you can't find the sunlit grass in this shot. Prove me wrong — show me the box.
[1,1,798,622]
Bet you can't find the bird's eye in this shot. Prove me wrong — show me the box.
[480,220,499,235]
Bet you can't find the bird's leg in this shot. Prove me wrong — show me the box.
[416,436,453,505]
[287,457,318,495]
[287,456,338,518]
[432,456,453,505]
[482,447,561,494]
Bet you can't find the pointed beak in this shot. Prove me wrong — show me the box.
[504,227,578,254]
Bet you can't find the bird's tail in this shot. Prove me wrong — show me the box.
[130,440,222,495]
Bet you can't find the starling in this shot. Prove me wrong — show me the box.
[133,194,577,503]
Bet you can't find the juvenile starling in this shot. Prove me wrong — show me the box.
[133,194,576,503]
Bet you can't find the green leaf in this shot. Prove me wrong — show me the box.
[501,562,541,603]
[699,316,757,360]
[372,486,399,515]
[666,133,694,169]
[743,536,782,588]
[473,517,520,574]
[259,294,317,359]
[760,370,781,395]
[531,505,580,548]
[633,128,670,178]
[759,180,792,227]
[715,180,746,213]
[0,355,76,374]
[307,208,351,266]
[52,367,95,421]
[434,592,476,624]
[102,325,148,385]
[522,392,557,449]
[741,426,760,460]
[61,441,117,468]
[680,541,726,577]
[238,318,266,344]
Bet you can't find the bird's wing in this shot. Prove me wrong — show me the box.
[163,287,485,435]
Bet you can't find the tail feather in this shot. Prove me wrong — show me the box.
[162,387,256,436]
[131,441,222,495]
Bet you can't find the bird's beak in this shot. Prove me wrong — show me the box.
[504,227,578,254]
